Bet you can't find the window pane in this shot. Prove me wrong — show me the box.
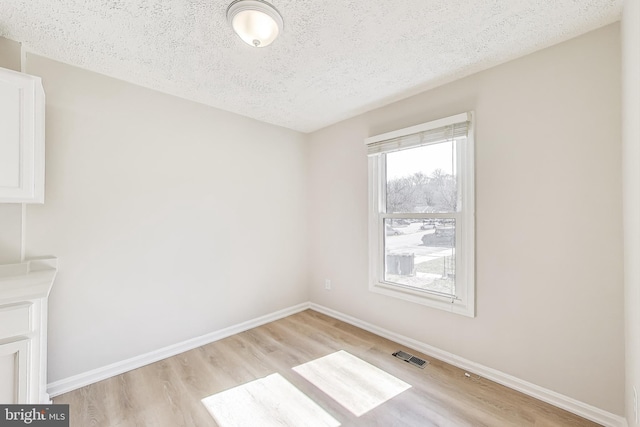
[385,140,459,214]
[384,218,455,296]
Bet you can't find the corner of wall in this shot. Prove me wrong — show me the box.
[0,37,22,72]
[622,0,640,425]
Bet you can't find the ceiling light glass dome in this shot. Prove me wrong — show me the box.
[227,0,283,48]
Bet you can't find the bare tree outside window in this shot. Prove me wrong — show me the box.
[386,169,457,214]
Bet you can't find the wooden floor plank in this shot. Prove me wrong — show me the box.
[53,309,603,427]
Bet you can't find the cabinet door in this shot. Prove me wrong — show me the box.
[0,339,29,403]
[0,67,45,203]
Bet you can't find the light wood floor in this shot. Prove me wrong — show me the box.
[53,310,601,427]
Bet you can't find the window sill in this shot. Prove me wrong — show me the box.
[370,281,475,317]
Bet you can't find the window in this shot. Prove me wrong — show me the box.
[366,112,475,317]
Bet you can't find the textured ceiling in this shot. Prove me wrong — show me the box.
[0,0,623,133]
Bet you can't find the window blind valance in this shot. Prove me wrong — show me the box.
[365,112,470,156]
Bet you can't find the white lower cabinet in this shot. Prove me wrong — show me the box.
[0,259,56,404]
[0,339,29,403]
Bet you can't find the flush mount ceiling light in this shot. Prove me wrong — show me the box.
[227,0,283,48]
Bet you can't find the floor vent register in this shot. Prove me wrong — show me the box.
[392,350,428,369]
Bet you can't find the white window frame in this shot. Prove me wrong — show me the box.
[366,112,475,317]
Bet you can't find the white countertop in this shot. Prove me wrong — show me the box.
[0,258,57,305]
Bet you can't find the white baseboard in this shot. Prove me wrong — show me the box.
[47,302,311,398]
[309,303,628,427]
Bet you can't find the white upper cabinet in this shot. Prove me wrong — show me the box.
[0,66,45,203]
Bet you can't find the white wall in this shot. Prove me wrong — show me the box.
[623,0,640,424]
[22,54,310,382]
[308,24,624,415]
[0,37,20,72]
[0,204,22,264]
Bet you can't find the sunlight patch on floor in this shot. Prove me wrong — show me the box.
[201,373,340,427]
[293,350,411,416]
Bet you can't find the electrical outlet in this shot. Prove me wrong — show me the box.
[324,279,331,290]
[634,386,638,424]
